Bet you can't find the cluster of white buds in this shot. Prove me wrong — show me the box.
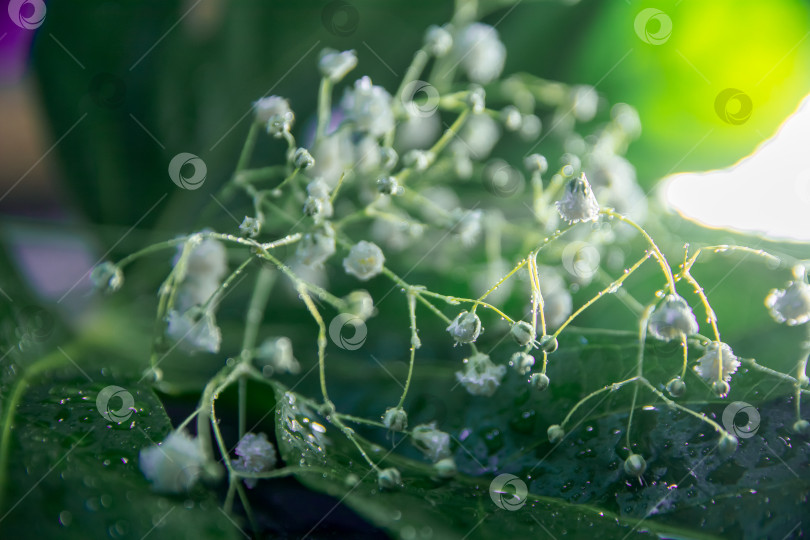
[694,341,740,396]
[254,96,294,137]
[455,352,506,396]
[556,173,600,224]
[90,261,124,294]
[765,279,810,326]
[139,430,206,493]
[296,223,336,268]
[303,179,334,220]
[648,294,699,342]
[255,336,300,375]
[232,432,277,488]
[343,240,385,281]
[446,310,482,344]
[509,352,535,375]
[318,48,357,82]
[343,76,394,137]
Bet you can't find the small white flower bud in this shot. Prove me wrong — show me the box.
[433,457,457,479]
[547,425,564,443]
[623,454,646,477]
[380,146,398,170]
[424,25,453,57]
[304,179,334,220]
[239,216,261,238]
[412,422,452,462]
[254,96,294,137]
[90,261,123,294]
[376,176,402,196]
[343,76,394,137]
[383,407,408,432]
[711,379,731,398]
[510,321,536,347]
[455,353,506,396]
[648,294,699,342]
[318,48,357,82]
[569,85,598,123]
[666,378,686,398]
[296,223,336,268]
[403,149,433,172]
[765,280,810,326]
[293,147,315,170]
[519,114,542,140]
[343,241,385,281]
[255,337,300,375]
[509,352,535,375]
[466,86,486,114]
[531,372,550,391]
[139,431,205,493]
[694,341,739,384]
[456,23,506,84]
[377,467,401,489]
[555,173,600,224]
[344,290,375,321]
[447,311,482,344]
[538,335,559,354]
[500,106,522,131]
[524,153,548,174]
[793,419,810,435]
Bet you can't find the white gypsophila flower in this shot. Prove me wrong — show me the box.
[455,352,506,397]
[452,208,483,246]
[343,240,385,281]
[309,130,354,188]
[569,85,598,123]
[447,310,483,344]
[296,223,336,268]
[394,112,441,153]
[694,341,740,382]
[254,96,294,137]
[458,113,500,159]
[90,261,124,294]
[455,23,506,84]
[534,265,573,329]
[139,431,205,494]
[354,136,382,174]
[424,25,453,57]
[765,281,810,326]
[166,309,222,354]
[648,294,699,342]
[555,173,600,224]
[232,432,277,488]
[318,48,358,82]
[343,76,394,137]
[174,235,228,285]
[304,179,334,220]
[411,423,452,462]
[239,216,261,238]
[255,337,300,375]
[293,147,315,170]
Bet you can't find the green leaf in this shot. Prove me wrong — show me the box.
[0,376,240,539]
